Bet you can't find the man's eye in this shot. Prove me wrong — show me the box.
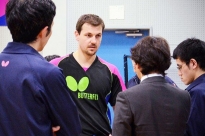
[177,66,181,70]
[96,35,101,38]
[86,34,91,37]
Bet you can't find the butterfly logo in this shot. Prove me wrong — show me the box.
[66,76,89,92]
[1,60,9,67]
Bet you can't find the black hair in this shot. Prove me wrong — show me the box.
[6,0,56,43]
[131,36,171,76]
[44,55,60,62]
[173,38,205,70]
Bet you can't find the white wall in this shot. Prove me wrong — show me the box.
[0,27,12,51]
[42,0,67,56]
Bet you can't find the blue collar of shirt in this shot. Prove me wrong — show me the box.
[2,42,44,60]
[185,73,205,91]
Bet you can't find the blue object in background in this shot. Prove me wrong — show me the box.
[0,15,7,26]
[97,30,149,83]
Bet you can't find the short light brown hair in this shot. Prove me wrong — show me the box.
[76,14,105,34]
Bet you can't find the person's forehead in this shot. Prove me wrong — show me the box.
[81,23,102,32]
[176,58,184,64]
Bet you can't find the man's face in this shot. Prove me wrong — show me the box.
[75,23,102,56]
[175,58,195,85]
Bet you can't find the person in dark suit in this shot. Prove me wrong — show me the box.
[112,36,191,136]
[173,38,205,136]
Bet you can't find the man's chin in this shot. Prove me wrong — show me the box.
[182,80,189,85]
[87,51,96,56]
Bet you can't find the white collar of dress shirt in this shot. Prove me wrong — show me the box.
[141,73,163,82]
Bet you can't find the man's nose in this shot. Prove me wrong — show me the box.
[178,70,182,77]
[91,36,97,43]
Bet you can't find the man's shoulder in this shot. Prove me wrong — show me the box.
[124,84,145,94]
[164,76,178,87]
[188,82,205,95]
[98,57,116,67]
[97,57,120,73]
[33,59,62,76]
[50,54,70,66]
[98,57,126,90]
[186,74,205,92]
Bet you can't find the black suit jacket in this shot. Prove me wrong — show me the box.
[112,76,190,136]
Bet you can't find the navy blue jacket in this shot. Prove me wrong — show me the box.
[185,74,205,136]
[0,42,81,136]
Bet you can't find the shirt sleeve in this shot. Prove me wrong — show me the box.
[98,57,126,91]
[112,65,127,91]
[41,67,81,136]
[106,63,126,106]
[49,57,62,66]
[109,73,123,106]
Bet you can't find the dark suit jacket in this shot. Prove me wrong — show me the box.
[112,76,190,136]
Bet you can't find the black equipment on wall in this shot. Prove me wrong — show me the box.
[123,54,130,87]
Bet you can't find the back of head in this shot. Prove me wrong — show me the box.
[131,36,171,76]
[44,54,60,62]
[6,0,56,43]
[173,38,205,70]
[76,14,105,34]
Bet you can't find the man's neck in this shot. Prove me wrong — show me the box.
[28,38,43,52]
[73,51,96,68]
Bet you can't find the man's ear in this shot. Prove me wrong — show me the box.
[75,30,79,41]
[37,26,48,39]
[136,63,141,70]
[190,58,197,69]
[133,62,141,73]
